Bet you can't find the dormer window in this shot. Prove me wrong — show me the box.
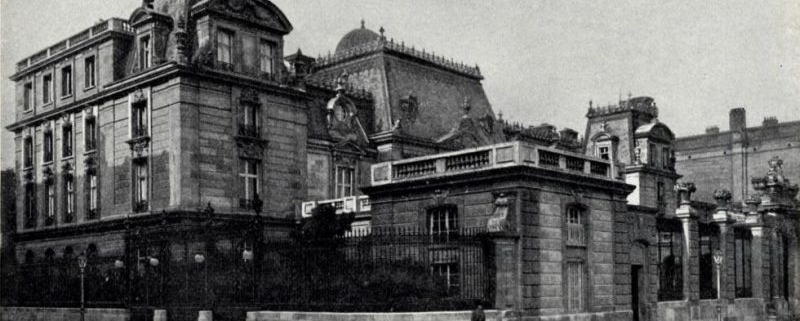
[649,143,657,166]
[217,29,233,69]
[139,36,151,70]
[597,146,609,160]
[259,40,274,76]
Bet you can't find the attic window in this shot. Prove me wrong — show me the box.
[139,36,152,70]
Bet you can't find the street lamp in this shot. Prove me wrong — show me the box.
[713,250,724,321]
[77,252,88,321]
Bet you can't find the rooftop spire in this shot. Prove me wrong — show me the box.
[360,19,365,29]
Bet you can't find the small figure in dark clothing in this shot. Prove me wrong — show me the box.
[471,301,486,321]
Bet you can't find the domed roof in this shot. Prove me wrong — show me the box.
[335,21,380,54]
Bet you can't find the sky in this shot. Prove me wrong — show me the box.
[1,0,799,170]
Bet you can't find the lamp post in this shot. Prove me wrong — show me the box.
[713,250,723,321]
[77,252,88,321]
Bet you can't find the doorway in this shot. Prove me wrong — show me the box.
[632,264,644,321]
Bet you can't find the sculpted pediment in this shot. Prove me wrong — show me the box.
[206,0,293,34]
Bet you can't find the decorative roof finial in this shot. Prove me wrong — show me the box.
[379,26,385,37]
[589,100,593,108]
[361,19,365,29]
[498,110,504,121]
[335,72,348,93]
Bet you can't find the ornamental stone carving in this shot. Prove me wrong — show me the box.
[713,189,732,210]
[236,139,265,159]
[487,193,514,233]
[674,182,696,205]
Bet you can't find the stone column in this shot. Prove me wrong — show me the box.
[675,182,699,302]
[744,197,768,301]
[712,189,734,302]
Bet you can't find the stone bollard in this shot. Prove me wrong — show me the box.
[153,309,167,321]
[198,310,213,321]
[498,306,520,321]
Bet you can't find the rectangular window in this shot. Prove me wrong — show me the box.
[259,40,274,75]
[43,130,53,163]
[662,147,670,169]
[239,103,260,137]
[64,176,75,222]
[657,219,684,301]
[132,101,148,137]
[597,146,609,160]
[566,262,585,311]
[87,172,98,219]
[85,115,97,151]
[657,181,665,208]
[139,37,151,70]
[239,158,260,208]
[566,206,585,246]
[84,56,96,88]
[24,82,33,111]
[44,182,55,226]
[62,123,73,158]
[432,262,460,293]
[24,183,36,228]
[428,206,458,240]
[734,229,752,298]
[61,65,73,97]
[23,136,33,168]
[335,166,355,198]
[43,74,52,104]
[217,29,233,66]
[133,161,148,212]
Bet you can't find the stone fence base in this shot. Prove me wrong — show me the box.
[656,298,768,321]
[0,307,130,321]
[246,310,501,321]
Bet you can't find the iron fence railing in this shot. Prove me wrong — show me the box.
[3,225,494,320]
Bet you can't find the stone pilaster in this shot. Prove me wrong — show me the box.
[490,235,521,311]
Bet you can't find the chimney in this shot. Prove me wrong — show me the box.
[763,116,778,127]
[729,108,746,132]
[559,128,579,141]
[705,126,719,135]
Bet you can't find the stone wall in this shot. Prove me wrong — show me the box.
[0,307,130,321]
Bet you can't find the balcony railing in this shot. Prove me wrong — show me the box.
[16,18,133,73]
[371,141,620,186]
[301,195,371,218]
[237,124,261,138]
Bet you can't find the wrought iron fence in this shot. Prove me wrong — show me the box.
[4,224,494,321]
[7,255,126,308]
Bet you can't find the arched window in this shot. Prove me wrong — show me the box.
[657,218,683,301]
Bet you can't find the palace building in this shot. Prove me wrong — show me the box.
[2,1,798,321]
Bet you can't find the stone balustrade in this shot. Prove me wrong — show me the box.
[16,18,133,73]
[371,141,620,186]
